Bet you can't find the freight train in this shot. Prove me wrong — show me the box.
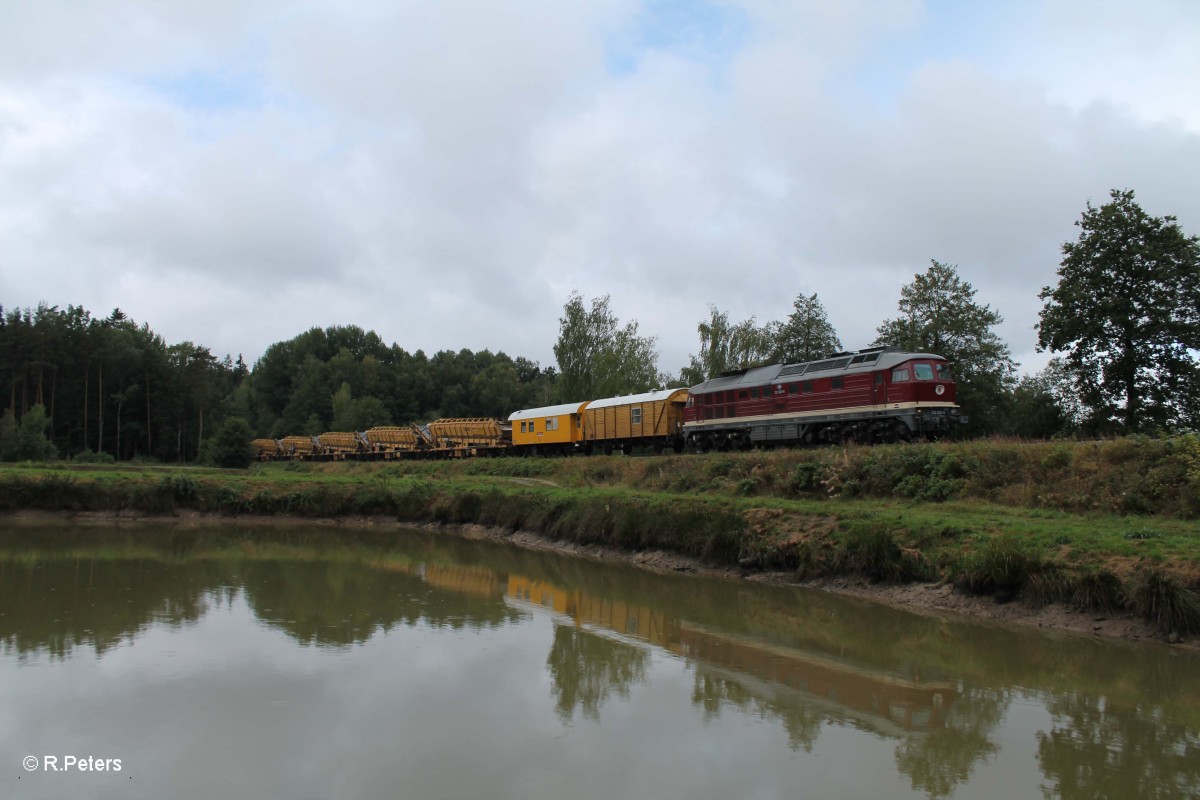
[251,346,963,461]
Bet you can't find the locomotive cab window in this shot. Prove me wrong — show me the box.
[631,408,642,424]
[914,363,934,380]
[937,363,952,381]
[892,368,910,382]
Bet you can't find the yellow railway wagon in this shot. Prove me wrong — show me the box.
[364,426,426,455]
[317,431,364,456]
[279,435,318,458]
[425,418,507,449]
[508,401,587,453]
[582,388,689,454]
[251,438,280,460]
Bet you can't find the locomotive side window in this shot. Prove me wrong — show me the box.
[751,387,760,399]
[832,377,843,390]
[937,363,952,381]
[802,381,813,394]
[739,390,748,400]
[892,368,910,382]
[914,363,934,380]
[788,383,799,395]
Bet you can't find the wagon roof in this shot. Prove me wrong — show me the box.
[585,388,689,410]
[508,401,589,421]
[688,349,947,393]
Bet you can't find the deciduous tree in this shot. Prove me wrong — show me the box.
[1038,189,1200,433]
[773,293,842,364]
[553,293,662,400]
[679,306,777,384]
[874,260,1016,434]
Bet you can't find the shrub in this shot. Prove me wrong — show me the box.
[201,417,255,469]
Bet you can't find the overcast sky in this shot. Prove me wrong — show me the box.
[2,0,1198,378]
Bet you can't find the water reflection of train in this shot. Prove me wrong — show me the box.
[387,561,953,733]
[502,574,953,733]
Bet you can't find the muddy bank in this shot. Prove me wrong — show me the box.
[4,509,1190,650]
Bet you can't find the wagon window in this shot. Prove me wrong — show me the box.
[914,363,934,380]
[631,408,642,424]
[892,368,910,382]
[520,421,527,433]
[937,363,952,381]
[546,417,558,431]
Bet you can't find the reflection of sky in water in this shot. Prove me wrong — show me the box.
[2,527,1199,800]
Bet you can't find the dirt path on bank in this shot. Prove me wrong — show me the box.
[5,509,1192,650]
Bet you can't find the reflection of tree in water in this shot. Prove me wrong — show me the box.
[0,558,224,659]
[1037,692,1200,800]
[546,624,648,722]
[690,670,824,752]
[239,561,519,647]
[894,686,1009,799]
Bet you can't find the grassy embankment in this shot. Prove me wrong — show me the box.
[2,435,1199,632]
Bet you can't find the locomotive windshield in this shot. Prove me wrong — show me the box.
[913,363,934,380]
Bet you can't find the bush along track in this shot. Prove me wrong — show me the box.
[1,438,1199,640]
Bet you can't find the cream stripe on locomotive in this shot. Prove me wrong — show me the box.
[683,401,959,430]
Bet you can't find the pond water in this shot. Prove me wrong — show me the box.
[2,522,1198,799]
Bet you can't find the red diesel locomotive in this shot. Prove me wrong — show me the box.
[682,347,962,450]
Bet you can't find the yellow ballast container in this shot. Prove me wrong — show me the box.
[426,418,506,448]
[279,435,318,456]
[251,439,280,459]
[317,432,363,453]
[364,426,424,451]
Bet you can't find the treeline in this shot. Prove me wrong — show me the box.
[0,307,559,462]
[0,306,244,462]
[2,188,1197,463]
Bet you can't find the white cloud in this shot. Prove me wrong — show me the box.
[1,0,1198,379]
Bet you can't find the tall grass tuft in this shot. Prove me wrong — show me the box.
[1071,568,1125,612]
[841,522,934,583]
[953,535,1044,597]
[1129,567,1200,635]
